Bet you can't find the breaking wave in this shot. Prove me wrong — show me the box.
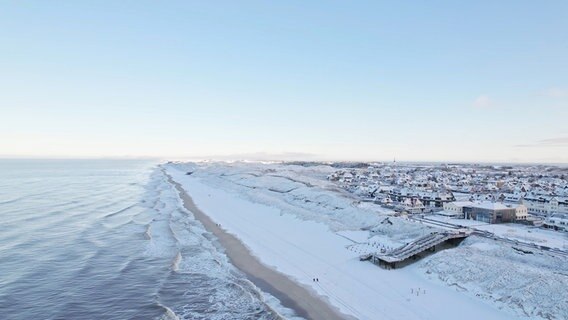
[0,160,296,320]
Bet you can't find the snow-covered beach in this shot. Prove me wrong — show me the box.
[166,172,348,320]
[165,161,568,320]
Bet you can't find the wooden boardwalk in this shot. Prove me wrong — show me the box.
[364,230,471,267]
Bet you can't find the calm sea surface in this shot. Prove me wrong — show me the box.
[0,160,281,320]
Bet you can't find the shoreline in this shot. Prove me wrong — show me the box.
[167,174,349,320]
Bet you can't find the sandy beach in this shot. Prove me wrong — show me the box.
[167,174,350,320]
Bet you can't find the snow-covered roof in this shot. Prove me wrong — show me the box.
[448,201,474,207]
[548,213,568,220]
[469,201,518,211]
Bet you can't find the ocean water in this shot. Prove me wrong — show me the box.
[0,160,285,320]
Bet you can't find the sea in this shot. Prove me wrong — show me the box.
[0,159,287,320]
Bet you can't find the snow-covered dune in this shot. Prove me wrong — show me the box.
[421,236,568,319]
[173,162,383,231]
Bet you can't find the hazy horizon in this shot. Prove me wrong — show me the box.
[1,1,567,163]
[1,155,567,166]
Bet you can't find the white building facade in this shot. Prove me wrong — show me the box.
[522,196,568,216]
[442,201,474,217]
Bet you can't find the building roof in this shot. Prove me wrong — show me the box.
[549,213,568,220]
[449,201,474,207]
[469,201,518,211]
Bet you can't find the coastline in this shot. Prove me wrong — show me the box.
[166,174,350,320]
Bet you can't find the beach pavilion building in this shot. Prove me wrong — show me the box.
[463,202,517,224]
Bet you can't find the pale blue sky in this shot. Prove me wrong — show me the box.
[1,1,567,162]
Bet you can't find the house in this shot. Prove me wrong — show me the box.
[522,195,568,216]
[402,197,425,214]
[342,172,354,183]
[389,188,454,208]
[543,213,568,232]
[514,204,529,221]
[442,201,474,218]
[499,192,524,203]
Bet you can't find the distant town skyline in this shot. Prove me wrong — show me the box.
[1,1,567,163]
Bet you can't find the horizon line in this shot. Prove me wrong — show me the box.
[1,155,567,166]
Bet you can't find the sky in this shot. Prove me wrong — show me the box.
[1,1,567,163]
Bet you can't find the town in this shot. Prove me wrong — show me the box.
[327,162,568,232]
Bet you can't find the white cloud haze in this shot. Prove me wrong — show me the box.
[473,95,493,108]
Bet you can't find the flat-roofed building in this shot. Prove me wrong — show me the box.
[463,201,517,224]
